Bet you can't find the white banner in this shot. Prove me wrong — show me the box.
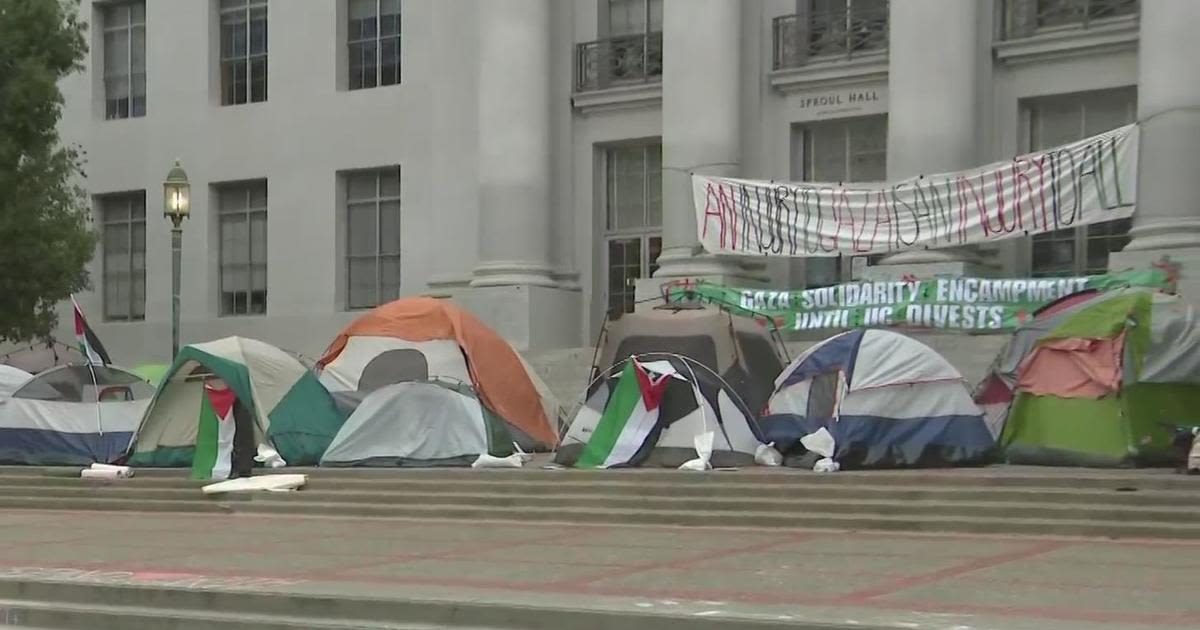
[693,124,1138,257]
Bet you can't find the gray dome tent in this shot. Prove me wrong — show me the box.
[321,379,515,467]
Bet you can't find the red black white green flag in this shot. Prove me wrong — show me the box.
[71,295,111,366]
[575,360,671,468]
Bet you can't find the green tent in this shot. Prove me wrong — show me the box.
[982,290,1200,467]
[127,336,346,468]
[132,363,170,386]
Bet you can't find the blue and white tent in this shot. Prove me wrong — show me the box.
[761,329,993,468]
[0,365,154,465]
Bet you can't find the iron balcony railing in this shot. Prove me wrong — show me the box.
[574,31,663,92]
[1002,0,1139,39]
[773,5,889,70]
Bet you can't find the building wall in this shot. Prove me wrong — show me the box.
[55,0,1151,364]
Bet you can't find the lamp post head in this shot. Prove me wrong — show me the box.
[163,158,190,228]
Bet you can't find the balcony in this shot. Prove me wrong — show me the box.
[772,5,889,70]
[770,5,889,93]
[996,0,1140,64]
[572,32,663,114]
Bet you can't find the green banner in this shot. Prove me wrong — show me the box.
[664,269,1172,332]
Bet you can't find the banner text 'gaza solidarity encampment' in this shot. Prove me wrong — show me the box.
[666,270,1169,331]
[692,124,1138,257]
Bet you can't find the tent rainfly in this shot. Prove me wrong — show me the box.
[317,297,559,449]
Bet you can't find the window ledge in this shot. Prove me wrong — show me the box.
[994,19,1138,66]
[769,52,889,93]
[571,82,662,115]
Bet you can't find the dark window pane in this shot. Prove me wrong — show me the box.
[347,172,377,200]
[131,73,146,117]
[250,57,267,102]
[381,12,400,37]
[379,200,401,255]
[221,13,247,58]
[380,256,401,301]
[348,258,378,309]
[347,202,376,256]
[380,168,401,197]
[380,37,400,85]
[249,7,268,54]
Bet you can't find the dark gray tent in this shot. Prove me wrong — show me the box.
[595,305,784,415]
[557,354,764,468]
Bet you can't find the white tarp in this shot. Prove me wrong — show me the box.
[0,366,31,399]
[693,124,1137,257]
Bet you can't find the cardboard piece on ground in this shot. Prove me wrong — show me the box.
[202,474,307,494]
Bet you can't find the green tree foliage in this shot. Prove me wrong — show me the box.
[0,0,95,342]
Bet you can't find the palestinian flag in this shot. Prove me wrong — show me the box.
[71,295,110,365]
[576,360,670,468]
[191,385,237,480]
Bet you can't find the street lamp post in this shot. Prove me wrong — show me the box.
[163,159,190,360]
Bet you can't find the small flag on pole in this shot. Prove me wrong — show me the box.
[71,296,111,366]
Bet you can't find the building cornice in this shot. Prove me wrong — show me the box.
[994,19,1138,66]
[571,83,662,115]
[769,52,889,94]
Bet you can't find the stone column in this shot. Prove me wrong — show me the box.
[456,0,580,351]
[1109,0,1200,296]
[650,0,747,281]
[470,0,556,288]
[868,0,986,276]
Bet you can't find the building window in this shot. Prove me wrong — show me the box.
[348,0,401,90]
[102,2,146,119]
[575,0,663,92]
[1003,0,1140,39]
[608,0,662,36]
[774,0,889,69]
[98,192,146,321]
[217,181,268,315]
[603,143,662,315]
[219,0,268,106]
[1026,88,1135,277]
[345,167,401,309]
[793,115,887,287]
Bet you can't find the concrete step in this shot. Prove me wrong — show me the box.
[0,579,866,630]
[4,467,1197,492]
[1,486,1198,524]
[2,494,1199,539]
[2,479,1197,508]
[0,598,466,630]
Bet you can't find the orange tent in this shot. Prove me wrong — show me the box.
[317,298,558,447]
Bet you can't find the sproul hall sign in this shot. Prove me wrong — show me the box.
[795,88,883,110]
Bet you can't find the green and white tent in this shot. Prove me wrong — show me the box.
[126,337,346,469]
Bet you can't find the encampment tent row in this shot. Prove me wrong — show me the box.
[0,279,1193,474]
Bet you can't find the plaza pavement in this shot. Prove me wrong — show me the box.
[0,508,1195,629]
